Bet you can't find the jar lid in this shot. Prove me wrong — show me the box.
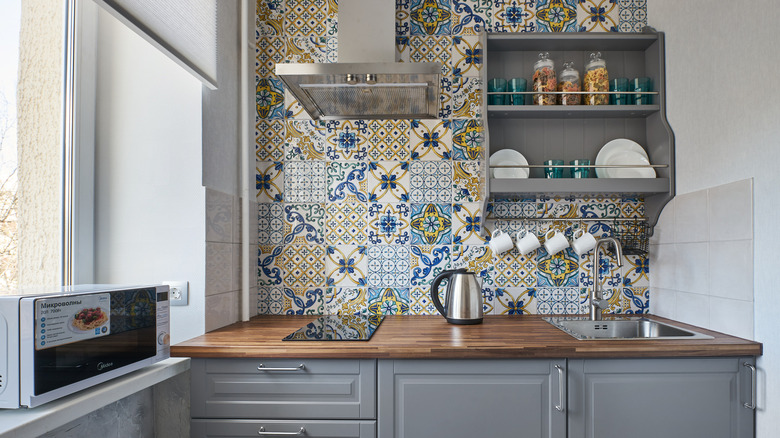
[534,52,554,70]
[586,52,606,69]
[560,61,579,79]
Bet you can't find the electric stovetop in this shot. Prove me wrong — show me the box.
[282,314,384,341]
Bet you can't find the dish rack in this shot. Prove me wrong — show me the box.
[608,218,649,255]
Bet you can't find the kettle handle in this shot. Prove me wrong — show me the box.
[431,269,465,317]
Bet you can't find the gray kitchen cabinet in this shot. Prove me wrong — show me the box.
[567,357,756,438]
[190,358,376,438]
[484,31,675,231]
[377,359,567,438]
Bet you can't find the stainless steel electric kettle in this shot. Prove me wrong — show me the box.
[430,269,483,325]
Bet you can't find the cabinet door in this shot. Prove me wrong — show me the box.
[191,358,376,419]
[378,359,566,438]
[568,357,755,438]
[191,419,376,438]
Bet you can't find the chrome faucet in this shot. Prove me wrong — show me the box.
[590,237,623,321]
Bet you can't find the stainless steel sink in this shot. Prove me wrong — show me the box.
[544,317,713,340]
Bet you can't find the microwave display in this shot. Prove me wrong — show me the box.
[32,288,157,396]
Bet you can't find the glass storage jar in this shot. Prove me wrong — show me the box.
[557,61,580,105]
[532,52,557,105]
[584,52,609,105]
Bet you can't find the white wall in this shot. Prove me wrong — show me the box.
[92,8,206,344]
[649,0,780,433]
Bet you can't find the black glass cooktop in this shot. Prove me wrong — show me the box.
[282,314,384,341]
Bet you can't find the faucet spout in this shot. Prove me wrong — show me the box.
[590,237,623,321]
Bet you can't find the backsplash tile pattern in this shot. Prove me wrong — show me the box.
[256,0,650,316]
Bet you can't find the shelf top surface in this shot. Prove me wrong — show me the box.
[487,32,660,52]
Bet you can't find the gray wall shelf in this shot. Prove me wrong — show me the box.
[484,31,675,233]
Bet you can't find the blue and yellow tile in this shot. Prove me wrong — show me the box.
[284,88,309,119]
[324,287,368,315]
[325,245,368,287]
[536,0,578,32]
[491,0,536,33]
[411,203,452,245]
[258,245,284,286]
[453,161,482,203]
[439,76,453,119]
[324,202,369,245]
[577,0,618,32]
[284,0,330,37]
[451,35,483,77]
[367,120,411,161]
[368,287,411,315]
[452,244,494,286]
[618,0,647,33]
[622,286,649,314]
[493,250,536,288]
[451,77,483,118]
[409,0,452,35]
[258,286,285,314]
[283,203,325,245]
[409,36,452,76]
[256,77,286,120]
[257,0,285,36]
[396,36,410,62]
[409,161,453,203]
[537,247,580,287]
[410,245,451,286]
[491,201,537,219]
[536,287,579,314]
[579,196,622,218]
[256,37,286,77]
[451,119,484,160]
[494,287,536,315]
[397,0,411,36]
[623,254,649,287]
[325,120,369,160]
[537,197,579,218]
[368,161,410,203]
[256,119,286,162]
[327,161,369,202]
[368,203,412,245]
[282,287,325,315]
[284,120,324,160]
[450,0,491,35]
[410,119,451,160]
[367,245,412,288]
[284,161,325,203]
[410,286,439,315]
[452,203,484,244]
[286,36,329,63]
[259,203,285,245]
[281,244,326,288]
[256,161,284,202]
[481,287,495,314]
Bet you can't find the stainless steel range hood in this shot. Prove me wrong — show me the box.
[275,0,441,120]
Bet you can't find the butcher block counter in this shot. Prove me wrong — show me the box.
[171,314,761,359]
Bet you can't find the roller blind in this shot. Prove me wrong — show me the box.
[94,0,218,89]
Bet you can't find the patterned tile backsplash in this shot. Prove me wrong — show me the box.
[256,0,650,316]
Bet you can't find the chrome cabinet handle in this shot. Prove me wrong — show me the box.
[554,364,565,412]
[257,364,306,372]
[743,362,756,410]
[258,426,305,436]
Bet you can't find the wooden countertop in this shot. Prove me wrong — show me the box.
[171,315,762,359]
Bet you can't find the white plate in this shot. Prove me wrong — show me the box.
[490,149,529,179]
[595,139,649,178]
[606,150,656,178]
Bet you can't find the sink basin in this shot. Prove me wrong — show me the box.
[544,317,713,340]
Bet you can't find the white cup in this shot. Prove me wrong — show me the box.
[571,229,598,256]
[515,229,541,256]
[489,229,514,256]
[543,229,569,256]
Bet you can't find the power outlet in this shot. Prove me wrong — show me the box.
[163,281,189,306]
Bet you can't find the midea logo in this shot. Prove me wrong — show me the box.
[97,362,114,371]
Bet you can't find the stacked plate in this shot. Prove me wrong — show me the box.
[490,149,529,179]
[595,139,656,178]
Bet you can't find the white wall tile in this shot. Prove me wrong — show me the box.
[709,239,753,302]
[674,190,708,243]
[708,179,753,242]
[206,188,233,243]
[648,243,677,290]
[650,198,675,245]
[232,243,241,291]
[709,296,754,340]
[674,242,709,294]
[206,242,233,296]
[205,290,240,331]
[650,287,676,319]
[674,291,710,329]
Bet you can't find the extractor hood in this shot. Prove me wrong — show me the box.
[275,0,441,120]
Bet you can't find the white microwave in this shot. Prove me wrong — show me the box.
[0,284,170,408]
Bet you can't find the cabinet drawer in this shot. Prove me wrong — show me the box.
[191,358,376,419]
[191,419,376,438]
